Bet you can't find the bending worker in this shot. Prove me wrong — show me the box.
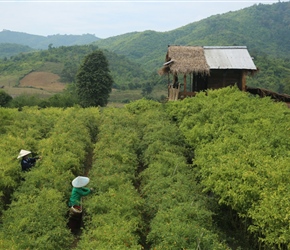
[17,149,41,172]
[68,176,93,212]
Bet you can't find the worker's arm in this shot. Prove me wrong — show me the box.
[76,187,91,196]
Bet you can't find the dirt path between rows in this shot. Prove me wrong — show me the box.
[70,147,94,248]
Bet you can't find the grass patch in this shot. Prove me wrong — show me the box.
[0,75,19,87]
[109,89,143,103]
[4,86,54,98]
[151,84,168,100]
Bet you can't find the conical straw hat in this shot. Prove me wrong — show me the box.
[72,176,90,188]
[17,149,31,159]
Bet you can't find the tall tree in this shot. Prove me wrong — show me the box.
[76,50,113,107]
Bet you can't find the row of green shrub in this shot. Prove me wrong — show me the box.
[127,99,228,249]
[76,99,229,249]
[0,107,63,215]
[167,86,290,248]
[0,107,100,249]
[78,107,144,249]
[1,86,290,249]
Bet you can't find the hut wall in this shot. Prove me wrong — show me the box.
[207,69,243,90]
[192,74,208,92]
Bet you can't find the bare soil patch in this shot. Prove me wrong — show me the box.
[19,72,65,92]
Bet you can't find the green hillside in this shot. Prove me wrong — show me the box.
[0,29,100,50]
[0,1,290,102]
[0,45,150,95]
[0,43,34,59]
[79,1,290,95]
[93,2,290,70]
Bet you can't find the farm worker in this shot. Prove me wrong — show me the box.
[17,149,41,172]
[68,176,93,212]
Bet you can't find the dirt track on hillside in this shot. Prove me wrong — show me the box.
[19,72,65,92]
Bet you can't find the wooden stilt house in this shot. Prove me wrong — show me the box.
[159,45,258,100]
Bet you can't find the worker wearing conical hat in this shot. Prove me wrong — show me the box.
[68,176,93,210]
[17,149,41,172]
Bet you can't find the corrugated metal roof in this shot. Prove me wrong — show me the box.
[203,46,257,70]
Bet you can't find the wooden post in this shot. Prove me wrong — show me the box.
[190,73,192,92]
[167,73,170,98]
[241,71,246,91]
[183,74,187,97]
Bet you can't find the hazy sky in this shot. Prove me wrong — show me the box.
[1,0,279,38]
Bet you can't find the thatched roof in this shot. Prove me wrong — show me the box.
[159,45,210,76]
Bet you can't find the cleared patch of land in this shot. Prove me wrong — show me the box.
[19,72,65,92]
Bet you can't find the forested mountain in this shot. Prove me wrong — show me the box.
[0,43,34,58]
[1,2,289,64]
[0,29,100,51]
[0,1,290,99]
[92,2,290,71]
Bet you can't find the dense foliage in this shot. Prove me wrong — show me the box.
[247,54,290,94]
[0,43,33,59]
[1,87,290,249]
[166,86,290,249]
[0,90,12,106]
[0,106,100,249]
